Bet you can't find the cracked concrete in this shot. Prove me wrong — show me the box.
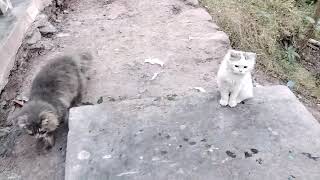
[66,86,320,180]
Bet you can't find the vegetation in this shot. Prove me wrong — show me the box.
[200,0,320,102]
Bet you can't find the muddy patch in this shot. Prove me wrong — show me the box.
[301,152,320,161]
[226,150,236,158]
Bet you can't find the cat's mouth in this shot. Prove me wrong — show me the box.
[34,134,47,140]
[233,71,246,75]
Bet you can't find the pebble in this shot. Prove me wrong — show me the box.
[39,23,57,35]
[26,28,41,45]
[77,150,91,160]
[0,127,10,138]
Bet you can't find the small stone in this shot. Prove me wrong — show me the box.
[16,95,29,102]
[39,23,57,35]
[13,100,24,107]
[171,5,181,15]
[34,14,49,27]
[200,138,207,142]
[152,157,160,161]
[256,158,263,165]
[107,96,116,102]
[160,150,168,155]
[1,101,7,106]
[189,141,196,145]
[286,80,295,89]
[166,94,177,101]
[29,40,53,50]
[102,154,112,159]
[179,125,186,130]
[26,28,41,45]
[44,41,54,50]
[226,150,236,158]
[0,127,10,138]
[78,150,91,160]
[56,33,71,38]
[244,152,252,158]
[29,43,44,49]
[250,148,259,154]
[97,97,104,104]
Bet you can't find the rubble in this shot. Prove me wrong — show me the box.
[26,28,42,45]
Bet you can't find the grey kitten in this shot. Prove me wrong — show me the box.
[10,52,92,149]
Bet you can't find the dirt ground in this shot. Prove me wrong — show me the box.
[0,0,229,179]
[0,0,319,179]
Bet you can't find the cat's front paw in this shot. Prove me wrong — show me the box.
[219,99,228,106]
[228,100,237,107]
[44,134,55,150]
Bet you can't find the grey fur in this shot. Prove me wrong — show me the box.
[11,52,92,149]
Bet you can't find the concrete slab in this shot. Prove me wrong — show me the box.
[0,0,51,91]
[65,85,320,180]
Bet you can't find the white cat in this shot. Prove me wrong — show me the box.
[217,49,256,107]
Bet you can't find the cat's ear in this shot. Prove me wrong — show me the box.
[228,50,241,61]
[16,115,28,129]
[40,111,59,132]
[245,52,257,61]
[80,51,93,61]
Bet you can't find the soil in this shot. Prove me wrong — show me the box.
[302,46,320,77]
[299,46,320,122]
[0,0,229,179]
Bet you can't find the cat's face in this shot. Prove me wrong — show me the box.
[17,112,58,139]
[227,50,256,75]
[13,102,59,139]
[17,115,46,137]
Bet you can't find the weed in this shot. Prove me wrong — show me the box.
[286,46,300,63]
[201,0,320,103]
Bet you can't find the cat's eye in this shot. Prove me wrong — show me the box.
[39,131,46,134]
[235,65,239,68]
[244,66,248,68]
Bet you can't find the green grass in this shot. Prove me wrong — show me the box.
[200,0,320,101]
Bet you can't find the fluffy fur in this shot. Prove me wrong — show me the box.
[217,49,256,107]
[11,52,92,149]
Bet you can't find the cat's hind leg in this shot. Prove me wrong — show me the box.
[236,85,253,104]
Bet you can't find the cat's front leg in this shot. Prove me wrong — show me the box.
[229,86,241,107]
[219,89,229,106]
[44,133,55,149]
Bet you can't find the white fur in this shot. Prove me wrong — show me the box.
[217,49,256,107]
